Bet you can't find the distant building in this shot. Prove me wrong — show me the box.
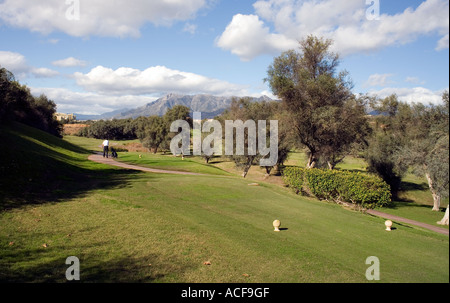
[55,113,76,122]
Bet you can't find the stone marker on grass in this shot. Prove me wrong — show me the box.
[273,220,281,232]
[385,220,393,231]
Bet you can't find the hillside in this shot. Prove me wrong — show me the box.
[75,108,131,121]
[114,93,275,119]
[0,122,133,211]
[77,93,275,120]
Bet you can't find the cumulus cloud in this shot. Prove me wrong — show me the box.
[30,87,159,115]
[0,51,59,78]
[368,86,448,105]
[2,51,257,115]
[52,57,87,67]
[74,65,249,96]
[0,51,29,75]
[217,0,449,60]
[216,14,297,61]
[0,0,210,38]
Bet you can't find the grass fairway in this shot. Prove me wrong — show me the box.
[1,124,448,283]
[116,152,232,176]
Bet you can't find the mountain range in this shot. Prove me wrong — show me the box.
[76,93,275,120]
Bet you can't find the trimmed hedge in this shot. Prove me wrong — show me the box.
[282,167,392,209]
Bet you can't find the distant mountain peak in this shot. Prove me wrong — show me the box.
[77,93,275,121]
[112,93,275,119]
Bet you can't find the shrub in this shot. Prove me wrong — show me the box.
[282,167,391,209]
[281,166,303,194]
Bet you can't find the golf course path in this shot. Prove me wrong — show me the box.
[367,209,449,236]
[88,153,205,176]
[88,153,448,236]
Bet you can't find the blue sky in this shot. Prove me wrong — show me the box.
[0,0,448,115]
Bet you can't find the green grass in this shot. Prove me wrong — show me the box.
[1,126,448,283]
[284,150,367,172]
[64,135,232,176]
[116,152,232,176]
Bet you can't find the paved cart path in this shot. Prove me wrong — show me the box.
[88,153,205,176]
[366,209,448,236]
[89,153,449,236]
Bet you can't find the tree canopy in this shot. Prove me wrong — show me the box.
[0,67,62,137]
[366,92,449,210]
[265,36,371,169]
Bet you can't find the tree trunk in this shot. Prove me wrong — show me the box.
[327,161,335,170]
[307,153,317,169]
[425,173,441,211]
[242,167,250,178]
[438,205,449,226]
[274,164,281,176]
[242,156,255,178]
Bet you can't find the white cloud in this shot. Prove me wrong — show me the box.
[248,90,278,100]
[31,67,60,78]
[0,51,29,75]
[0,0,210,38]
[30,87,159,115]
[436,34,449,51]
[364,73,395,88]
[52,57,87,68]
[74,65,249,97]
[0,51,59,78]
[368,86,447,105]
[31,85,277,116]
[216,14,297,61]
[217,0,449,60]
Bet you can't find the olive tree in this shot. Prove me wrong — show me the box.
[220,98,285,178]
[265,35,370,169]
[396,92,449,211]
[368,92,449,211]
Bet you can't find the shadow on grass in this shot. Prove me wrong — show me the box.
[385,200,447,214]
[0,246,186,283]
[399,181,429,192]
[383,181,432,208]
[384,199,437,211]
[0,122,143,212]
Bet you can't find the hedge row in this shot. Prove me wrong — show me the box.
[282,167,392,209]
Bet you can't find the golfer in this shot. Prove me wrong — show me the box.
[102,139,110,158]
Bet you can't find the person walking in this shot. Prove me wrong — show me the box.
[102,139,110,158]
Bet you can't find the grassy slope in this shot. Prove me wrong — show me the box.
[1,125,448,283]
[0,123,138,211]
